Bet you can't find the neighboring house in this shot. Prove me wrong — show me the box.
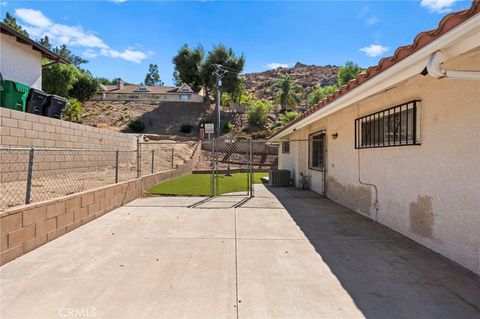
[0,22,69,89]
[93,81,205,103]
[270,3,480,274]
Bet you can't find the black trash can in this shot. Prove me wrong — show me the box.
[26,88,49,115]
[46,95,67,119]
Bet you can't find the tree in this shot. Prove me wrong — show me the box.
[337,61,361,86]
[96,77,112,85]
[53,45,88,67]
[144,64,164,86]
[247,99,272,128]
[38,36,52,50]
[279,111,300,125]
[42,63,81,97]
[3,12,29,36]
[307,84,337,107]
[273,75,303,112]
[69,73,99,101]
[172,44,204,90]
[200,44,245,98]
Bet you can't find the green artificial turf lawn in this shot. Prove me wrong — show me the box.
[147,173,267,196]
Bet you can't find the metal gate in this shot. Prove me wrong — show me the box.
[193,137,278,201]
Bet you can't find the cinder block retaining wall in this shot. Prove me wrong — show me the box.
[0,107,137,149]
[0,158,195,266]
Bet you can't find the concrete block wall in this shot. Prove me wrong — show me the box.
[0,157,196,266]
[0,108,137,150]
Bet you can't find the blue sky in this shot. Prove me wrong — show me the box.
[1,0,472,85]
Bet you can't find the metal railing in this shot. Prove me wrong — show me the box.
[0,142,196,211]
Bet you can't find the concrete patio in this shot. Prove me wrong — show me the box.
[1,186,479,318]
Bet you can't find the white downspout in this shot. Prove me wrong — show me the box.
[427,50,480,80]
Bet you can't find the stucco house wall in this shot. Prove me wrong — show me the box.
[0,33,42,89]
[278,50,480,274]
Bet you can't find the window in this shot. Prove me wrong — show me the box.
[281,141,290,154]
[309,131,326,170]
[179,94,192,101]
[355,100,420,149]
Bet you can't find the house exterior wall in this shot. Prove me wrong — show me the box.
[278,51,480,274]
[92,93,204,103]
[0,34,42,89]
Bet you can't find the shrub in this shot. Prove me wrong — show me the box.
[62,98,83,123]
[223,121,233,133]
[247,99,272,128]
[128,118,145,132]
[69,74,99,102]
[279,111,299,125]
[180,124,192,133]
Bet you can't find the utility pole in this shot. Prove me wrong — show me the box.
[213,64,225,137]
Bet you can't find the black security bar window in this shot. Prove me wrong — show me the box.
[281,141,290,154]
[355,100,420,149]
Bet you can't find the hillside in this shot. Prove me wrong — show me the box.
[242,62,339,105]
[82,101,213,136]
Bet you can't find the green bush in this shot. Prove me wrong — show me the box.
[247,99,272,128]
[128,118,145,132]
[279,111,299,125]
[62,98,83,123]
[223,121,233,133]
[69,74,99,102]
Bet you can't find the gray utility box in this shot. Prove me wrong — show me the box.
[269,169,291,187]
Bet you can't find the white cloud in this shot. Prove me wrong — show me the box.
[1,1,8,7]
[360,44,389,57]
[420,0,461,13]
[266,63,289,69]
[16,8,52,27]
[15,8,150,63]
[109,0,127,3]
[366,16,379,26]
[100,48,149,63]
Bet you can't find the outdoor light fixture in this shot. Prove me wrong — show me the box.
[332,133,339,139]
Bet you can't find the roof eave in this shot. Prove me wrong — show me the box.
[270,11,480,142]
[0,22,70,65]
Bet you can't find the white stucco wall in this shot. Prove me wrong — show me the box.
[279,49,480,274]
[0,33,42,89]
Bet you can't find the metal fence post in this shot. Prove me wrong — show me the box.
[211,138,215,197]
[249,138,253,197]
[115,150,119,183]
[136,137,141,178]
[25,147,35,204]
[151,150,155,174]
[171,147,174,169]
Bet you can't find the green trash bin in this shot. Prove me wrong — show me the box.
[0,80,30,112]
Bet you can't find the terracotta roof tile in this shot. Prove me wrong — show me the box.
[270,0,480,139]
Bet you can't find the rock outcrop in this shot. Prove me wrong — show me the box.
[242,63,339,104]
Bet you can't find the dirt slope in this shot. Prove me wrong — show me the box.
[82,101,213,136]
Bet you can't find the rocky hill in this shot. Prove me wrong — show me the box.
[242,62,339,105]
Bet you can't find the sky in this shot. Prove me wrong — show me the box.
[0,0,473,86]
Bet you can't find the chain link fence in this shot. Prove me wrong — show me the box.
[276,139,326,196]
[0,142,196,211]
